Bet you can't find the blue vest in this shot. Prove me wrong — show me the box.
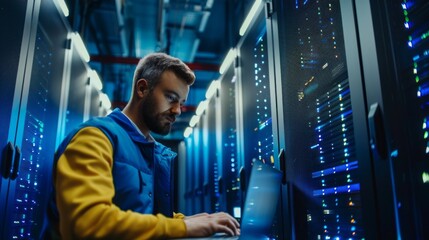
[51,108,177,219]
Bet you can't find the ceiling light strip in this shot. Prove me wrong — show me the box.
[239,0,263,36]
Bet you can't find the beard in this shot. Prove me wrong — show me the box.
[141,93,174,135]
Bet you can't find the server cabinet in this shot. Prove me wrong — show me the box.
[183,136,194,215]
[0,0,69,238]
[235,1,281,238]
[58,36,106,144]
[177,140,188,214]
[183,92,221,214]
[205,95,221,213]
[192,125,204,214]
[219,62,242,219]
[88,85,102,118]
[183,123,203,215]
[197,100,218,214]
[236,1,276,175]
[355,0,429,238]
[0,1,28,196]
[272,0,400,238]
[57,35,91,144]
[0,1,26,143]
[201,104,210,213]
[188,96,219,214]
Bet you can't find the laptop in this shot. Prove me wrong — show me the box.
[178,161,283,239]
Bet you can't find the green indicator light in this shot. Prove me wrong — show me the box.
[423,172,429,184]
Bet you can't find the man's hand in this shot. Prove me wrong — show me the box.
[184,212,240,237]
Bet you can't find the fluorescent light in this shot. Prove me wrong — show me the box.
[219,48,236,74]
[100,93,111,109]
[205,0,214,8]
[239,0,262,36]
[196,100,208,116]
[72,32,90,62]
[54,0,69,17]
[189,115,200,127]
[89,70,103,91]
[190,38,200,61]
[205,80,220,99]
[199,12,210,32]
[183,127,193,138]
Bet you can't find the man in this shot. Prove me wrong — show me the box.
[47,53,240,239]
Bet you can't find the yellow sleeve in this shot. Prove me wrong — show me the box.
[174,212,186,219]
[55,127,187,240]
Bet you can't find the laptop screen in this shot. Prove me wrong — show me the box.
[240,162,282,238]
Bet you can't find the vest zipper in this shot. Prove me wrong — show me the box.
[138,170,143,194]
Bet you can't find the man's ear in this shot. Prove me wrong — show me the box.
[136,78,149,97]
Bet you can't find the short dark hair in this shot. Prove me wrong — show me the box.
[133,53,195,91]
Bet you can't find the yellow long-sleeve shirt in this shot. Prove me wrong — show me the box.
[54,127,187,239]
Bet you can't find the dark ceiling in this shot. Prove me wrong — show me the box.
[66,0,254,139]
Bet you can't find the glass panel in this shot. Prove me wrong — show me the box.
[240,13,275,170]
[278,0,364,239]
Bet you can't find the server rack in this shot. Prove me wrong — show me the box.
[185,95,220,214]
[219,61,241,219]
[177,140,188,214]
[214,80,226,214]
[88,84,101,118]
[182,76,232,216]
[270,0,429,238]
[272,0,380,238]
[181,0,428,238]
[201,102,210,213]
[355,0,429,238]
[0,0,111,238]
[235,1,282,238]
[181,0,283,235]
[184,135,194,215]
[58,36,90,143]
[236,1,276,177]
[0,0,70,238]
[192,124,203,214]
[206,95,221,213]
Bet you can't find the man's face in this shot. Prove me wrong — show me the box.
[140,71,190,135]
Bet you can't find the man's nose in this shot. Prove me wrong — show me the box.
[171,103,181,116]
